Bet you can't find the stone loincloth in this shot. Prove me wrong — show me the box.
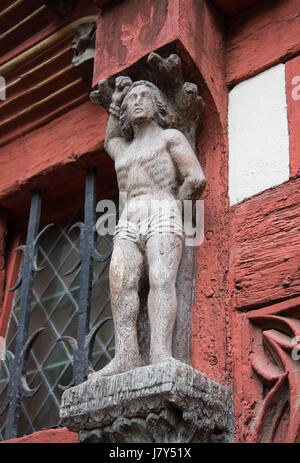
[113,209,184,246]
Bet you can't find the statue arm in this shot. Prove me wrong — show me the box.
[104,112,124,160]
[167,129,206,200]
[104,76,132,160]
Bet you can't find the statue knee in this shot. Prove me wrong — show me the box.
[149,264,173,292]
[110,245,140,292]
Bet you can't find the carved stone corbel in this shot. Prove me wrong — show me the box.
[71,22,97,86]
[61,360,235,443]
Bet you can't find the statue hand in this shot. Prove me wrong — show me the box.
[112,76,132,107]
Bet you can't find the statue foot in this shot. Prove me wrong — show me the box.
[88,356,143,379]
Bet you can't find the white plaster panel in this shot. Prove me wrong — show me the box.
[228,63,290,206]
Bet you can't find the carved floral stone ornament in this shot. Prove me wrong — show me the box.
[60,52,235,443]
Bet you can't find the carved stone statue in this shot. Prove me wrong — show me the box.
[60,54,235,444]
[91,54,206,377]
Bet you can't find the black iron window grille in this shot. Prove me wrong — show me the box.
[0,167,115,441]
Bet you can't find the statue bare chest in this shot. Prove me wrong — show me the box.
[115,145,176,192]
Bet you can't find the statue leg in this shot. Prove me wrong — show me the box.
[146,234,183,364]
[95,239,143,377]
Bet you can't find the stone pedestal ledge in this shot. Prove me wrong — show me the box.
[60,360,235,443]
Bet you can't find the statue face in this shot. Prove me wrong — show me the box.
[126,85,157,124]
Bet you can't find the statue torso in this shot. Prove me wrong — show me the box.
[114,131,179,222]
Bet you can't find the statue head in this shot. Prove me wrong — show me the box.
[119,81,170,140]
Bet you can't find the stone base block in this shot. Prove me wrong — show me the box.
[60,360,235,443]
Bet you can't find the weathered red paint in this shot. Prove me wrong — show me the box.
[0,233,23,338]
[93,0,178,85]
[230,296,300,443]
[0,101,108,207]
[211,0,259,18]
[0,211,7,308]
[0,1,98,68]
[247,299,300,443]
[230,177,300,311]
[1,427,78,444]
[178,0,227,126]
[190,94,230,385]
[286,54,300,178]
[96,0,259,17]
[93,0,228,126]
[0,87,88,149]
[227,0,300,86]
[229,178,300,441]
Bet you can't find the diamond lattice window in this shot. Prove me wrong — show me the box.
[0,209,114,440]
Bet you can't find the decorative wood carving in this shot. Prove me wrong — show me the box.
[247,298,300,442]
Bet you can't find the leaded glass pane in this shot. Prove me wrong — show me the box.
[0,205,115,440]
[0,360,9,441]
